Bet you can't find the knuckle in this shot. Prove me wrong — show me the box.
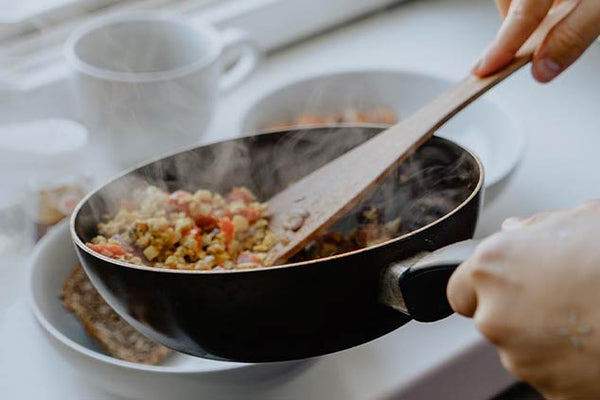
[512,366,536,383]
[517,211,552,227]
[520,214,543,227]
[524,212,544,224]
[499,351,536,382]
[549,23,588,60]
[498,352,518,373]
[509,1,546,24]
[472,236,508,264]
[474,314,508,345]
[448,294,475,318]
[501,216,523,231]
[468,258,495,282]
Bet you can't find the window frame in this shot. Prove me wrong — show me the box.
[0,0,403,91]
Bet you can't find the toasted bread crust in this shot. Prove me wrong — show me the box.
[61,264,171,365]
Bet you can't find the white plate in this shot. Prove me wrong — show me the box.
[240,69,524,188]
[28,221,308,400]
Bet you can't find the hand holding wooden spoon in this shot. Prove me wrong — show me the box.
[474,0,600,83]
[265,3,577,265]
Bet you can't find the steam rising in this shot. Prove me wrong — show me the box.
[72,23,476,249]
[76,125,477,255]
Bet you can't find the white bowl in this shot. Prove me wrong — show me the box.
[28,221,310,399]
[241,69,524,188]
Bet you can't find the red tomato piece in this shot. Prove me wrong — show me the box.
[194,214,218,231]
[218,217,235,245]
[88,243,127,258]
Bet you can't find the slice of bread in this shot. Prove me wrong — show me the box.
[61,264,172,365]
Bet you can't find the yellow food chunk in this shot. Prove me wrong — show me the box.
[231,215,249,232]
[143,245,160,261]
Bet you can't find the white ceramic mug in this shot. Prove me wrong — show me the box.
[65,13,259,168]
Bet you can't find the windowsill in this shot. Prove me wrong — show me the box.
[0,0,402,92]
[0,0,116,30]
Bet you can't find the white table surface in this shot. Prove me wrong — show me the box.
[2,0,600,398]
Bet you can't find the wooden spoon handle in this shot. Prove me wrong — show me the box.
[422,53,531,134]
[266,4,575,265]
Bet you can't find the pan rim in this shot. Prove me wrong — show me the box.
[70,125,484,274]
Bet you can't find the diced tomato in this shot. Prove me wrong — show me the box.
[194,214,218,230]
[218,217,235,245]
[237,251,261,264]
[239,207,260,223]
[118,198,137,211]
[88,243,127,258]
[228,187,255,203]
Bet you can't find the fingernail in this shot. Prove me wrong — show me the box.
[501,217,523,230]
[471,43,494,76]
[471,57,483,74]
[534,58,562,82]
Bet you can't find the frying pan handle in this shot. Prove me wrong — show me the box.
[381,239,481,322]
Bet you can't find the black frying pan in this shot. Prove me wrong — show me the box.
[71,125,483,362]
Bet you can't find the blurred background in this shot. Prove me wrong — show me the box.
[0,0,403,254]
[2,0,599,398]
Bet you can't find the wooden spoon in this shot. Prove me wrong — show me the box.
[265,4,574,265]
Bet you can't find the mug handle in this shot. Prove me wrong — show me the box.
[218,28,260,93]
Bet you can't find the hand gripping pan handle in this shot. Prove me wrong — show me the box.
[381,239,480,322]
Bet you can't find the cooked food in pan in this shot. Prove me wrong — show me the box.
[87,186,276,270]
[295,206,401,261]
[87,177,462,270]
[86,183,408,269]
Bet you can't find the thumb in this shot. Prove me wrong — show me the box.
[447,259,478,317]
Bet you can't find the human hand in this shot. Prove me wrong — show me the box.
[447,201,600,399]
[473,0,600,83]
